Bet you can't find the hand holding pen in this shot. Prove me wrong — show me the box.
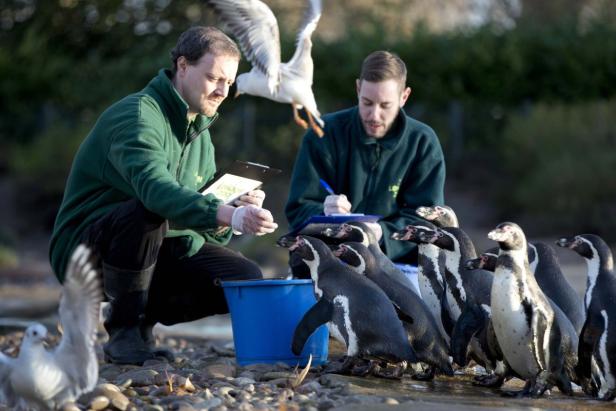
[320,179,352,215]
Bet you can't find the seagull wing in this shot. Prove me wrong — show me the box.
[285,0,322,80]
[207,0,281,92]
[0,352,21,408]
[54,244,102,396]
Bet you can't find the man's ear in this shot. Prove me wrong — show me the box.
[176,56,188,76]
[400,86,412,107]
[356,79,362,97]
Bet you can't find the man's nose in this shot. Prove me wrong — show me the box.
[366,106,380,120]
[215,82,229,97]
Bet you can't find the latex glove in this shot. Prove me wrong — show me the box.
[323,194,352,215]
[364,222,383,242]
[234,190,265,208]
[231,205,278,236]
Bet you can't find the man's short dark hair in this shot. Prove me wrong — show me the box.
[170,26,241,74]
[359,51,407,86]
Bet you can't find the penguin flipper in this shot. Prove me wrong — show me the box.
[527,299,550,371]
[440,283,456,337]
[452,303,487,366]
[292,298,334,355]
[394,304,415,325]
[576,315,601,395]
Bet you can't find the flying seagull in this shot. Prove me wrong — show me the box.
[206,0,325,137]
[0,245,102,410]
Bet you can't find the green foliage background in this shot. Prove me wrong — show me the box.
[1,0,615,265]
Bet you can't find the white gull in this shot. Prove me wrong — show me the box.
[207,0,325,137]
[0,245,102,410]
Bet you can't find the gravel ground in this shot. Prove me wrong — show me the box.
[1,329,615,411]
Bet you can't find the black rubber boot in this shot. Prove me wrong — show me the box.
[103,263,156,365]
[140,323,176,362]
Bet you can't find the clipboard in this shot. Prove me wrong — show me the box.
[199,160,282,204]
[289,213,381,236]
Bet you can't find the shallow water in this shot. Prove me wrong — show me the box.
[329,372,615,411]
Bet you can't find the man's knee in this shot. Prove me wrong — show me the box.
[228,257,263,280]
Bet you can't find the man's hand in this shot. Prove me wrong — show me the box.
[234,190,265,208]
[231,205,278,236]
[323,194,352,215]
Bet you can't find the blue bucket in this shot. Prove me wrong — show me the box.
[395,264,421,297]
[221,279,329,366]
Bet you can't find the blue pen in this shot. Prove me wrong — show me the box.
[319,179,335,195]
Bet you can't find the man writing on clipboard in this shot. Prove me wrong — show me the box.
[285,51,445,264]
[49,27,277,366]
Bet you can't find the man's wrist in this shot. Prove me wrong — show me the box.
[216,204,236,227]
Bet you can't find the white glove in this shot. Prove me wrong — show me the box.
[364,222,383,241]
[323,194,352,215]
[234,190,265,208]
[231,205,278,236]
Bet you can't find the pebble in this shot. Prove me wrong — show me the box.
[89,395,110,410]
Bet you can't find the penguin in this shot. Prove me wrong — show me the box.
[278,235,417,376]
[412,225,497,376]
[334,241,453,379]
[391,223,449,343]
[415,205,459,228]
[322,221,420,295]
[280,223,347,279]
[467,243,585,335]
[488,222,578,397]
[557,234,616,400]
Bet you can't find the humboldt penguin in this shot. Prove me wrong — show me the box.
[467,242,585,334]
[557,234,616,400]
[322,221,419,295]
[334,241,453,379]
[278,235,417,375]
[391,223,449,342]
[488,222,578,397]
[415,205,459,228]
[413,225,496,375]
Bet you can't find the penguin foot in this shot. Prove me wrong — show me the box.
[501,380,533,398]
[321,356,357,375]
[412,366,436,381]
[349,359,377,377]
[473,373,505,388]
[372,361,407,380]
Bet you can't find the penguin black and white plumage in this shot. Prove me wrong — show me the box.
[413,225,496,374]
[468,243,585,335]
[557,234,616,400]
[280,224,347,279]
[322,222,420,295]
[415,205,459,228]
[334,241,453,379]
[391,223,449,343]
[278,235,417,373]
[488,222,578,397]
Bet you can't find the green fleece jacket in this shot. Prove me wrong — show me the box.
[50,69,232,281]
[285,106,445,262]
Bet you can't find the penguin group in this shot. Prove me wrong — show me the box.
[280,204,616,401]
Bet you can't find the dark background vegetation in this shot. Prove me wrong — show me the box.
[1,0,615,273]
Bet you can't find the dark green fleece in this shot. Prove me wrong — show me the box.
[50,69,232,281]
[285,106,445,262]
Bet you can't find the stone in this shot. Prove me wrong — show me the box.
[194,397,223,410]
[89,395,110,410]
[116,369,159,386]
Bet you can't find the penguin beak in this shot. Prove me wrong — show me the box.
[487,228,507,242]
[556,237,576,249]
[465,258,479,270]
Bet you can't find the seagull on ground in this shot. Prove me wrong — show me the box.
[207,0,325,137]
[0,244,102,410]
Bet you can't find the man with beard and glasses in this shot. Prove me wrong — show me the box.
[50,26,278,365]
[285,50,445,264]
